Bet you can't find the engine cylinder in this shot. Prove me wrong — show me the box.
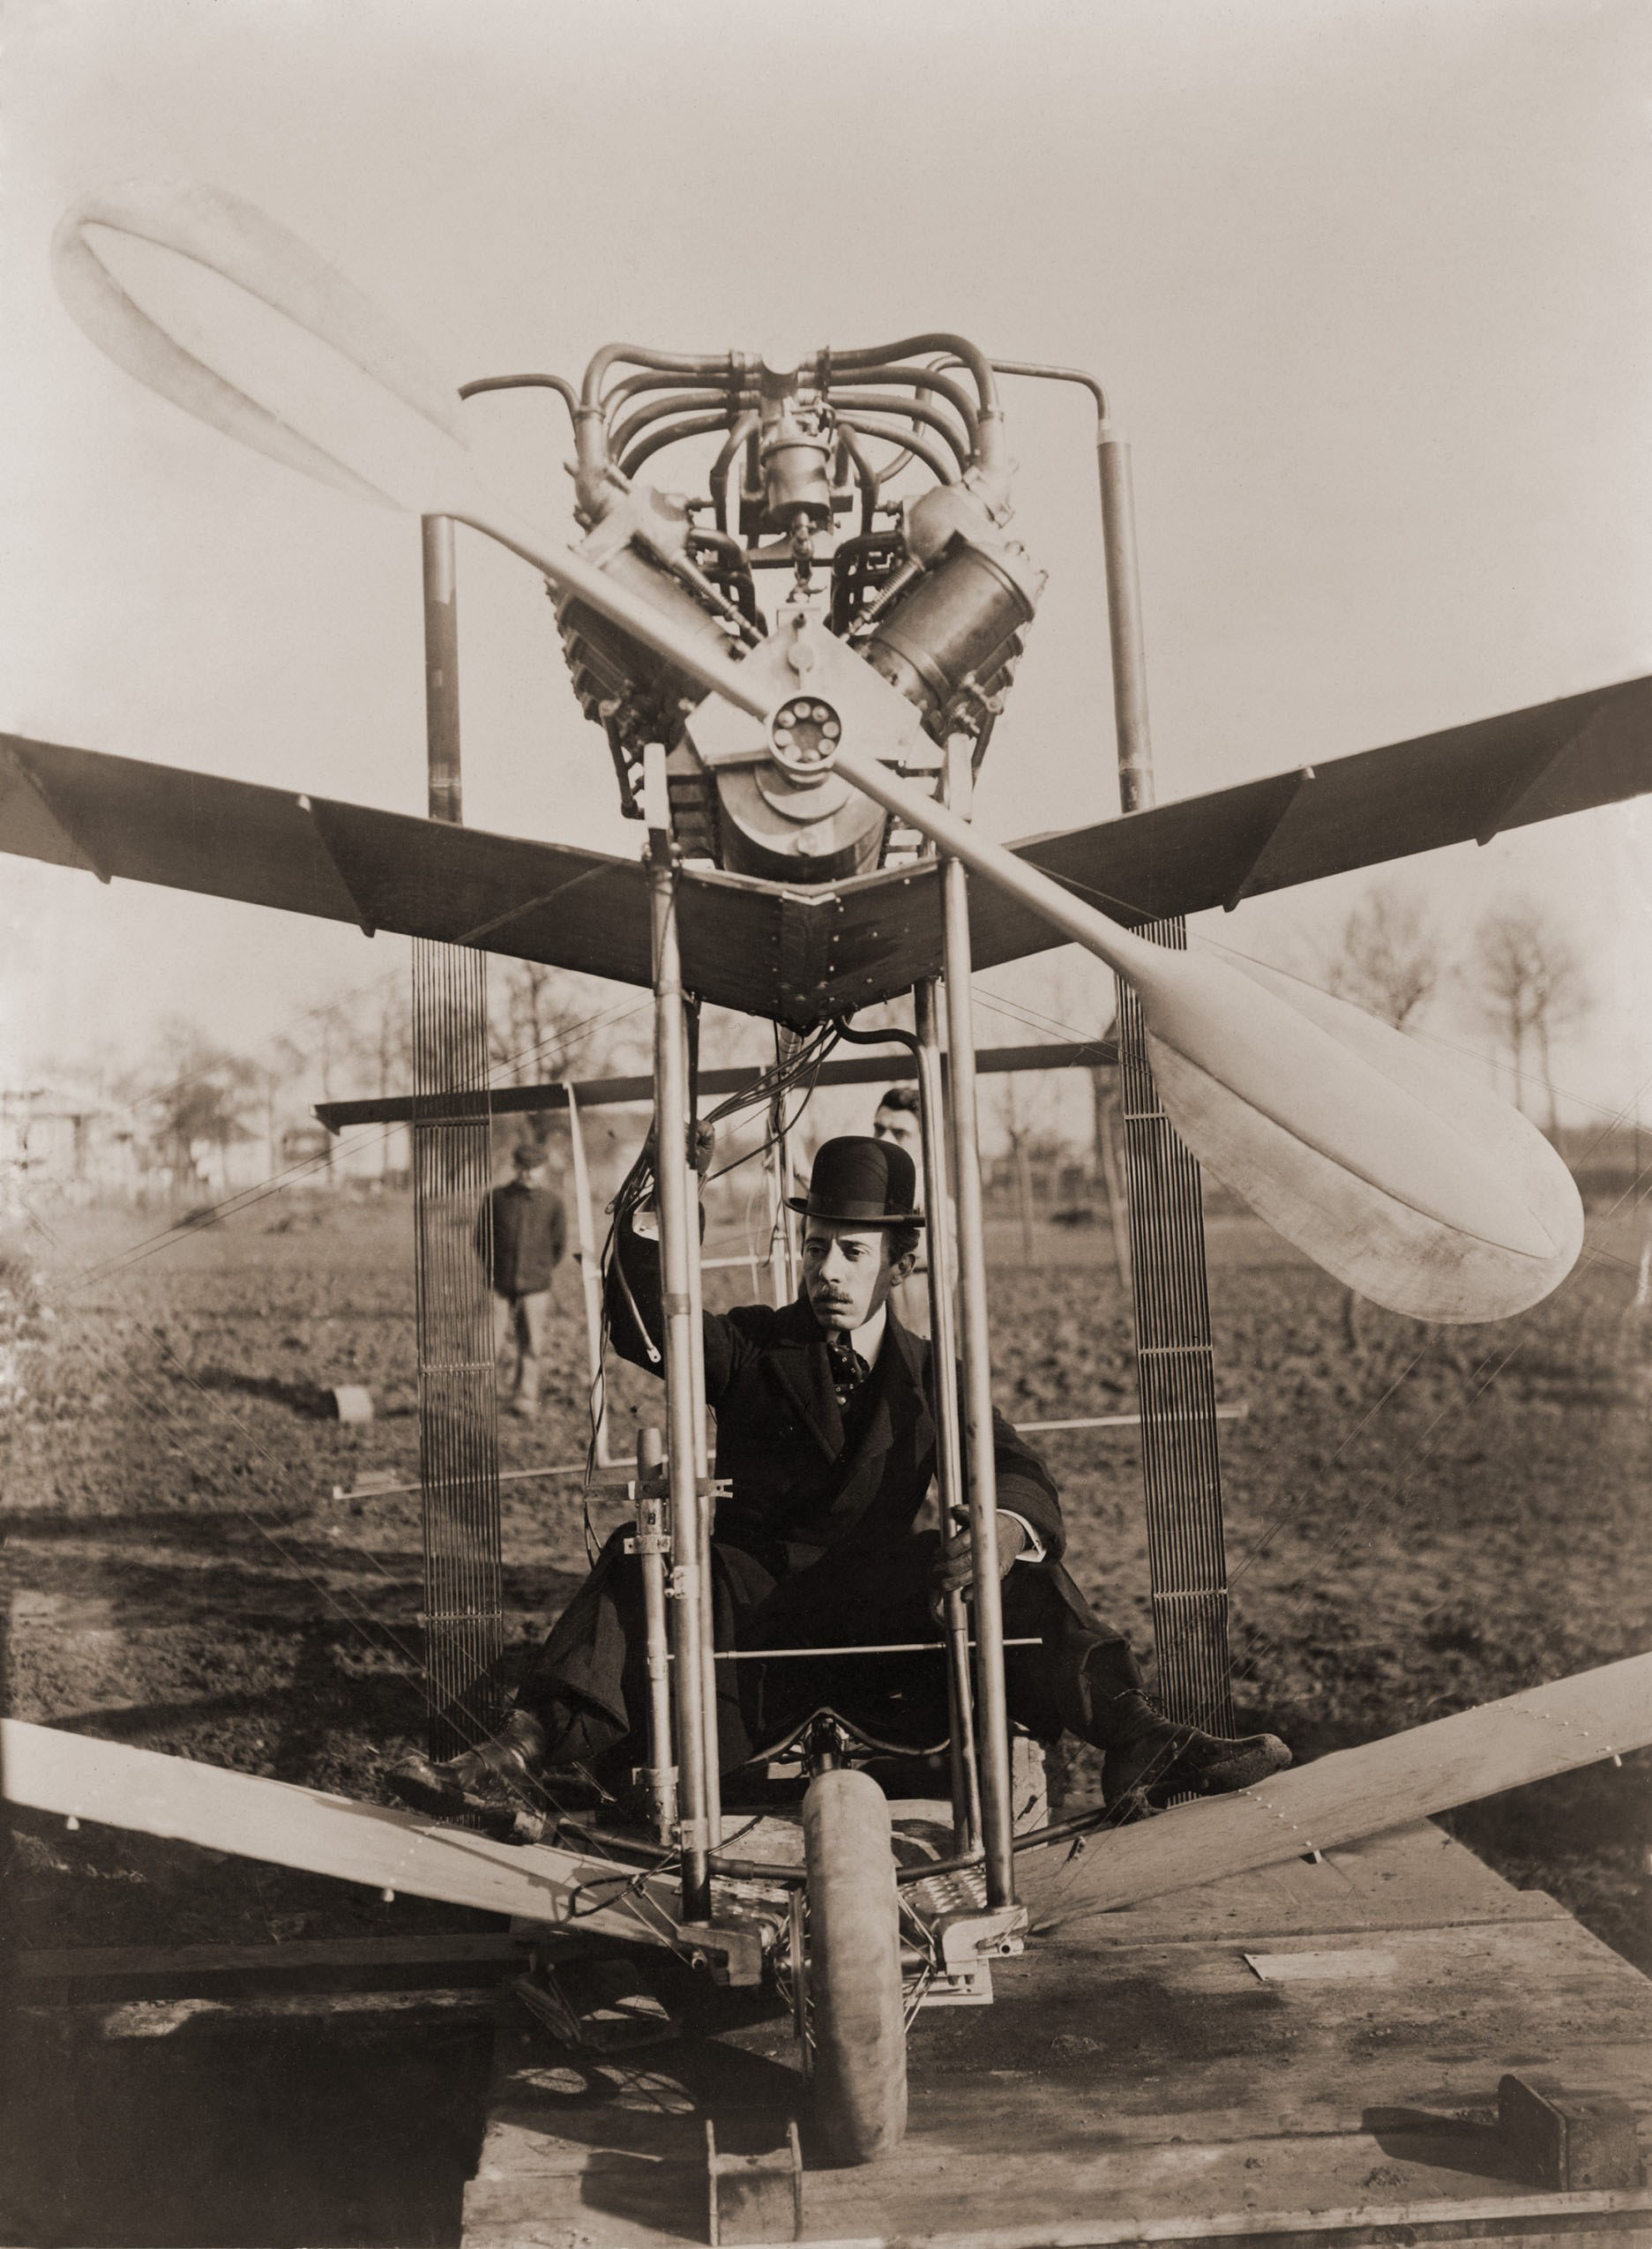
[554,544,730,721]
[861,534,1043,726]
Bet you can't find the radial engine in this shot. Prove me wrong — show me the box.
[541,337,1044,882]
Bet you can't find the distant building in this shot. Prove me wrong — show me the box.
[0,1081,142,1202]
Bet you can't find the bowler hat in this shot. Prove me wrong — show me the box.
[512,1143,549,1172]
[787,1136,924,1228]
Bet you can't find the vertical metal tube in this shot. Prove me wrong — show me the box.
[422,517,463,825]
[633,1425,677,1845]
[1095,433,1153,816]
[914,980,981,1854]
[939,743,1015,1909]
[645,769,712,1918]
[682,1139,722,1847]
[563,1083,612,1467]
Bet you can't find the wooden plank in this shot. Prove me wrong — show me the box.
[462,1844,1652,2249]
[464,2145,1652,2249]
[1020,1654,1652,1929]
[464,1910,1652,2191]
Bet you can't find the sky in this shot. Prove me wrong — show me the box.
[4,0,1652,1141]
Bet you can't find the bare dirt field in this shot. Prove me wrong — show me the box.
[3,1191,1649,2242]
[6,1191,1649,1962]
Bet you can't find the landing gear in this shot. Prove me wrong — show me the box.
[801,1769,908,2164]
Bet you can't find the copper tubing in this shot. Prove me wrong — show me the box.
[709,412,760,534]
[975,360,1150,811]
[828,392,971,473]
[829,363,980,445]
[837,415,958,487]
[621,411,748,480]
[600,366,741,412]
[420,518,461,826]
[1096,434,1154,812]
[828,333,998,421]
[581,343,738,410]
[609,388,744,461]
[456,371,580,434]
[834,423,882,534]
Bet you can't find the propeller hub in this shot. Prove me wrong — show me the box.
[770,694,842,775]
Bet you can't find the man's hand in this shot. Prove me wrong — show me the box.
[634,1122,716,1205]
[932,1513,1028,1599]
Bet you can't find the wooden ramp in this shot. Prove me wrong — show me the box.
[462,1823,1652,2249]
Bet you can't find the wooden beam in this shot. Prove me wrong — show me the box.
[313,1039,1118,1133]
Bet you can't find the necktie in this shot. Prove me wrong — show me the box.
[826,1334,869,1408]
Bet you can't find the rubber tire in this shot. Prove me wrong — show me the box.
[802,1768,908,2164]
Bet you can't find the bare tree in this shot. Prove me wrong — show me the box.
[999,1072,1039,1265]
[1469,898,1591,1131]
[138,1020,260,1195]
[490,962,598,1086]
[1322,885,1442,1030]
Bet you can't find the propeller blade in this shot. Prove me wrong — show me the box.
[833,743,1584,1324]
[52,180,767,721]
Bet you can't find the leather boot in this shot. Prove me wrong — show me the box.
[1096,1690,1290,1815]
[385,1709,552,1819]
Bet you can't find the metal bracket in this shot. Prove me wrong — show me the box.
[1499,2073,1645,2191]
[676,1915,770,1988]
[917,1903,1028,2007]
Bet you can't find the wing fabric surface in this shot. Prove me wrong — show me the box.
[1021,1650,1652,1927]
[4,671,1651,1026]
[968,669,1652,972]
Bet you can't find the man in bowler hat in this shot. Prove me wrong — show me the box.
[390,1132,1287,1819]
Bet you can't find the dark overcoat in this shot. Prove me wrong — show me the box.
[475,1179,565,1298]
[517,1220,1139,1767]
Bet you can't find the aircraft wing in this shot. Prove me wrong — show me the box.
[6,670,1651,1027]
[5,1652,1648,1927]
[1020,1649,1652,1927]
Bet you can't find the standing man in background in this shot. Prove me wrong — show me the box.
[872,1086,931,1336]
[477,1142,565,1417]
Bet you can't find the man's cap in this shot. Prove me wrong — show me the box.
[512,1143,549,1171]
[787,1135,924,1228]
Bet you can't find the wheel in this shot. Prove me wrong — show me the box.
[801,1767,908,2164]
